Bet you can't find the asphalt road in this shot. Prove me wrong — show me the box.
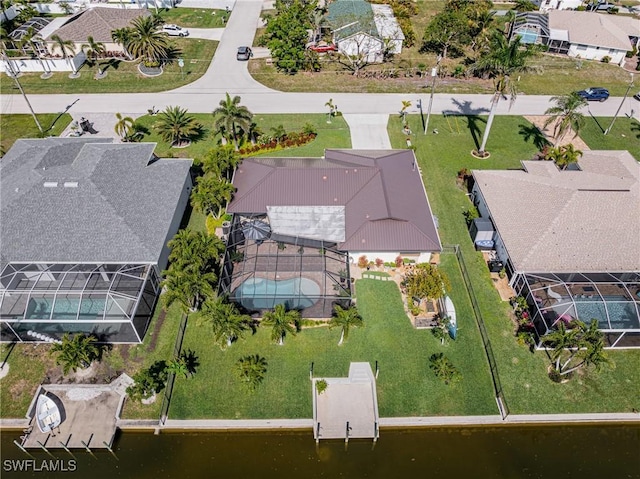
[1,0,638,120]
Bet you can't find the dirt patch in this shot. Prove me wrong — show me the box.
[524,116,590,150]
[147,309,167,352]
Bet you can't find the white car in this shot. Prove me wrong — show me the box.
[161,24,189,37]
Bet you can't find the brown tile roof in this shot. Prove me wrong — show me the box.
[47,7,150,43]
[228,149,442,253]
[472,150,640,273]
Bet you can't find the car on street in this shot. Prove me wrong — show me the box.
[633,91,640,101]
[162,24,189,37]
[575,87,610,102]
[237,46,253,61]
[307,43,338,53]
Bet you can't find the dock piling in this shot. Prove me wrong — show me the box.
[13,440,35,459]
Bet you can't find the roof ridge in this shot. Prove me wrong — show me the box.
[343,168,390,217]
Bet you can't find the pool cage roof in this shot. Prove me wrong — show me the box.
[9,17,52,42]
[520,272,640,333]
[510,12,550,45]
[0,263,155,322]
[219,214,351,317]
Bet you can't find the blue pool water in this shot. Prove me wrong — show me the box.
[574,296,639,329]
[233,277,321,310]
[26,296,106,319]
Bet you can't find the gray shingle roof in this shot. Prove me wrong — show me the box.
[548,10,638,51]
[47,7,150,43]
[228,149,441,253]
[0,138,192,265]
[472,150,640,273]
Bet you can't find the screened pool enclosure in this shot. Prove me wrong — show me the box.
[0,263,160,343]
[219,214,352,318]
[512,272,640,348]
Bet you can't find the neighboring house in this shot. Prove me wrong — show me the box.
[471,151,640,348]
[0,138,193,344]
[511,10,640,66]
[532,0,584,11]
[221,150,441,316]
[43,7,151,55]
[327,0,403,63]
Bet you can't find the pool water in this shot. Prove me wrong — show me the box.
[233,277,321,311]
[574,296,639,329]
[26,296,107,320]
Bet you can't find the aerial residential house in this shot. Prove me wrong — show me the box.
[0,138,193,344]
[511,10,640,66]
[327,0,404,63]
[532,0,584,11]
[220,150,441,317]
[471,151,640,348]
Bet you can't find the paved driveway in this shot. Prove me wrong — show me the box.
[343,114,392,149]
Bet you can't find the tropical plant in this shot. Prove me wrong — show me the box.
[421,10,469,59]
[429,353,461,384]
[161,267,217,313]
[544,143,583,170]
[200,146,240,180]
[513,0,538,11]
[432,316,451,345]
[199,297,251,349]
[543,92,588,143]
[114,112,135,140]
[236,354,268,391]
[264,0,314,74]
[328,305,363,345]
[19,27,48,74]
[470,30,536,156]
[81,36,107,74]
[167,229,224,272]
[50,333,100,375]
[126,15,170,65]
[400,100,412,127]
[315,379,328,395]
[262,304,300,345]
[50,34,77,74]
[126,360,168,401]
[543,319,609,381]
[190,175,236,219]
[111,27,134,60]
[155,105,201,147]
[212,93,253,150]
[403,263,451,302]
[167,355,190,379]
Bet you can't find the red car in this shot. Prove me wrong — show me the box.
[308,43,338,53]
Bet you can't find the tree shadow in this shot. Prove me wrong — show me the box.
[102,58,121,72]
[191,124,209,143]
[443,99,489,150]
[630,120,640,139]
[588,110,605,133]
[181,349,200,377]
[518,123,551,150]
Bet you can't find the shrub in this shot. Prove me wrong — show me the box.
[601,56,611,64]
[395,256,403,268]
[357,255,369,268]
[316,379,328,394]
[463,206,479,224]
[375,258,384,267]
[429,353,461,385]
[302,122,317,135]
[126,361,168,402]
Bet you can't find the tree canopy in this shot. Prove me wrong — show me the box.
[403,263,451,301]
[264,0,315,74]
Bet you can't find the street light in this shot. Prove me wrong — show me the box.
[424,55,442,135]
[178,58,184,81]
[604,73,634,135]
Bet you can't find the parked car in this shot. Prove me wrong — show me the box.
[237,46,253,61]
[162,24,189,37]
[576,87,610,102]
[308,43,338,53]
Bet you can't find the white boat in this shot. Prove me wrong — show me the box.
[444,296,457,340]
[36,394,61,433]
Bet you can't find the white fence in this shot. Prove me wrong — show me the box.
[1,53,86,74]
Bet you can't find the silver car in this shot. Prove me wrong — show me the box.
[161,24,189,37]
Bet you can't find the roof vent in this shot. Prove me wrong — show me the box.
[64,181,78,188]
[43,182,58,188]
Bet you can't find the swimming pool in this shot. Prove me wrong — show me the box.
[574,296,639,329]
[233,277,321,311]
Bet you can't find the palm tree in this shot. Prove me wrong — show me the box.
[81,36,106,75]
[167,355,190,379]
[111,27,134,60]
[328,305,363,345]
[161,266,216,312]
[167,229,224,272]
[543,92,588,144]
[199,297,250,349]
[155,106,201,147]
[400,100,411,128]
[114,112,135,140]
[190,175,235,219]
[557,143,583,170]
[126,15,170,65]
[236,354,268,391]
[20,27,49,76]
[50,34,78,76]
[50,333,100,375]
[262,304,300,345]
[212,93,253,150]
[201,146,240,179]
[471,30,536,156]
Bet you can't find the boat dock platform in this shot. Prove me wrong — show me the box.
[19,374,132,451]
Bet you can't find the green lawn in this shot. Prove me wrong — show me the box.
[170,278,496,419]
[0,39,216,95]
[0,113,72,154]
[159,7,229,28]
[389,114,640,414]
[579,116,640,160]
[136,113,350,160]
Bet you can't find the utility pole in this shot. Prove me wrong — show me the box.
[604,73,634,135]
[2,52,43,134]
[424,55,442,135]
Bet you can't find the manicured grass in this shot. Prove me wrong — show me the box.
[160,7,228,28]
[389,114,640,414]
[136,113,350,161]
[579,116,640,160]
[0,39,217,95]
[170,278,496,419]
[0,113,72,154]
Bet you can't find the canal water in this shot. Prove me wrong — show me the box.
[1,424,639,478]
